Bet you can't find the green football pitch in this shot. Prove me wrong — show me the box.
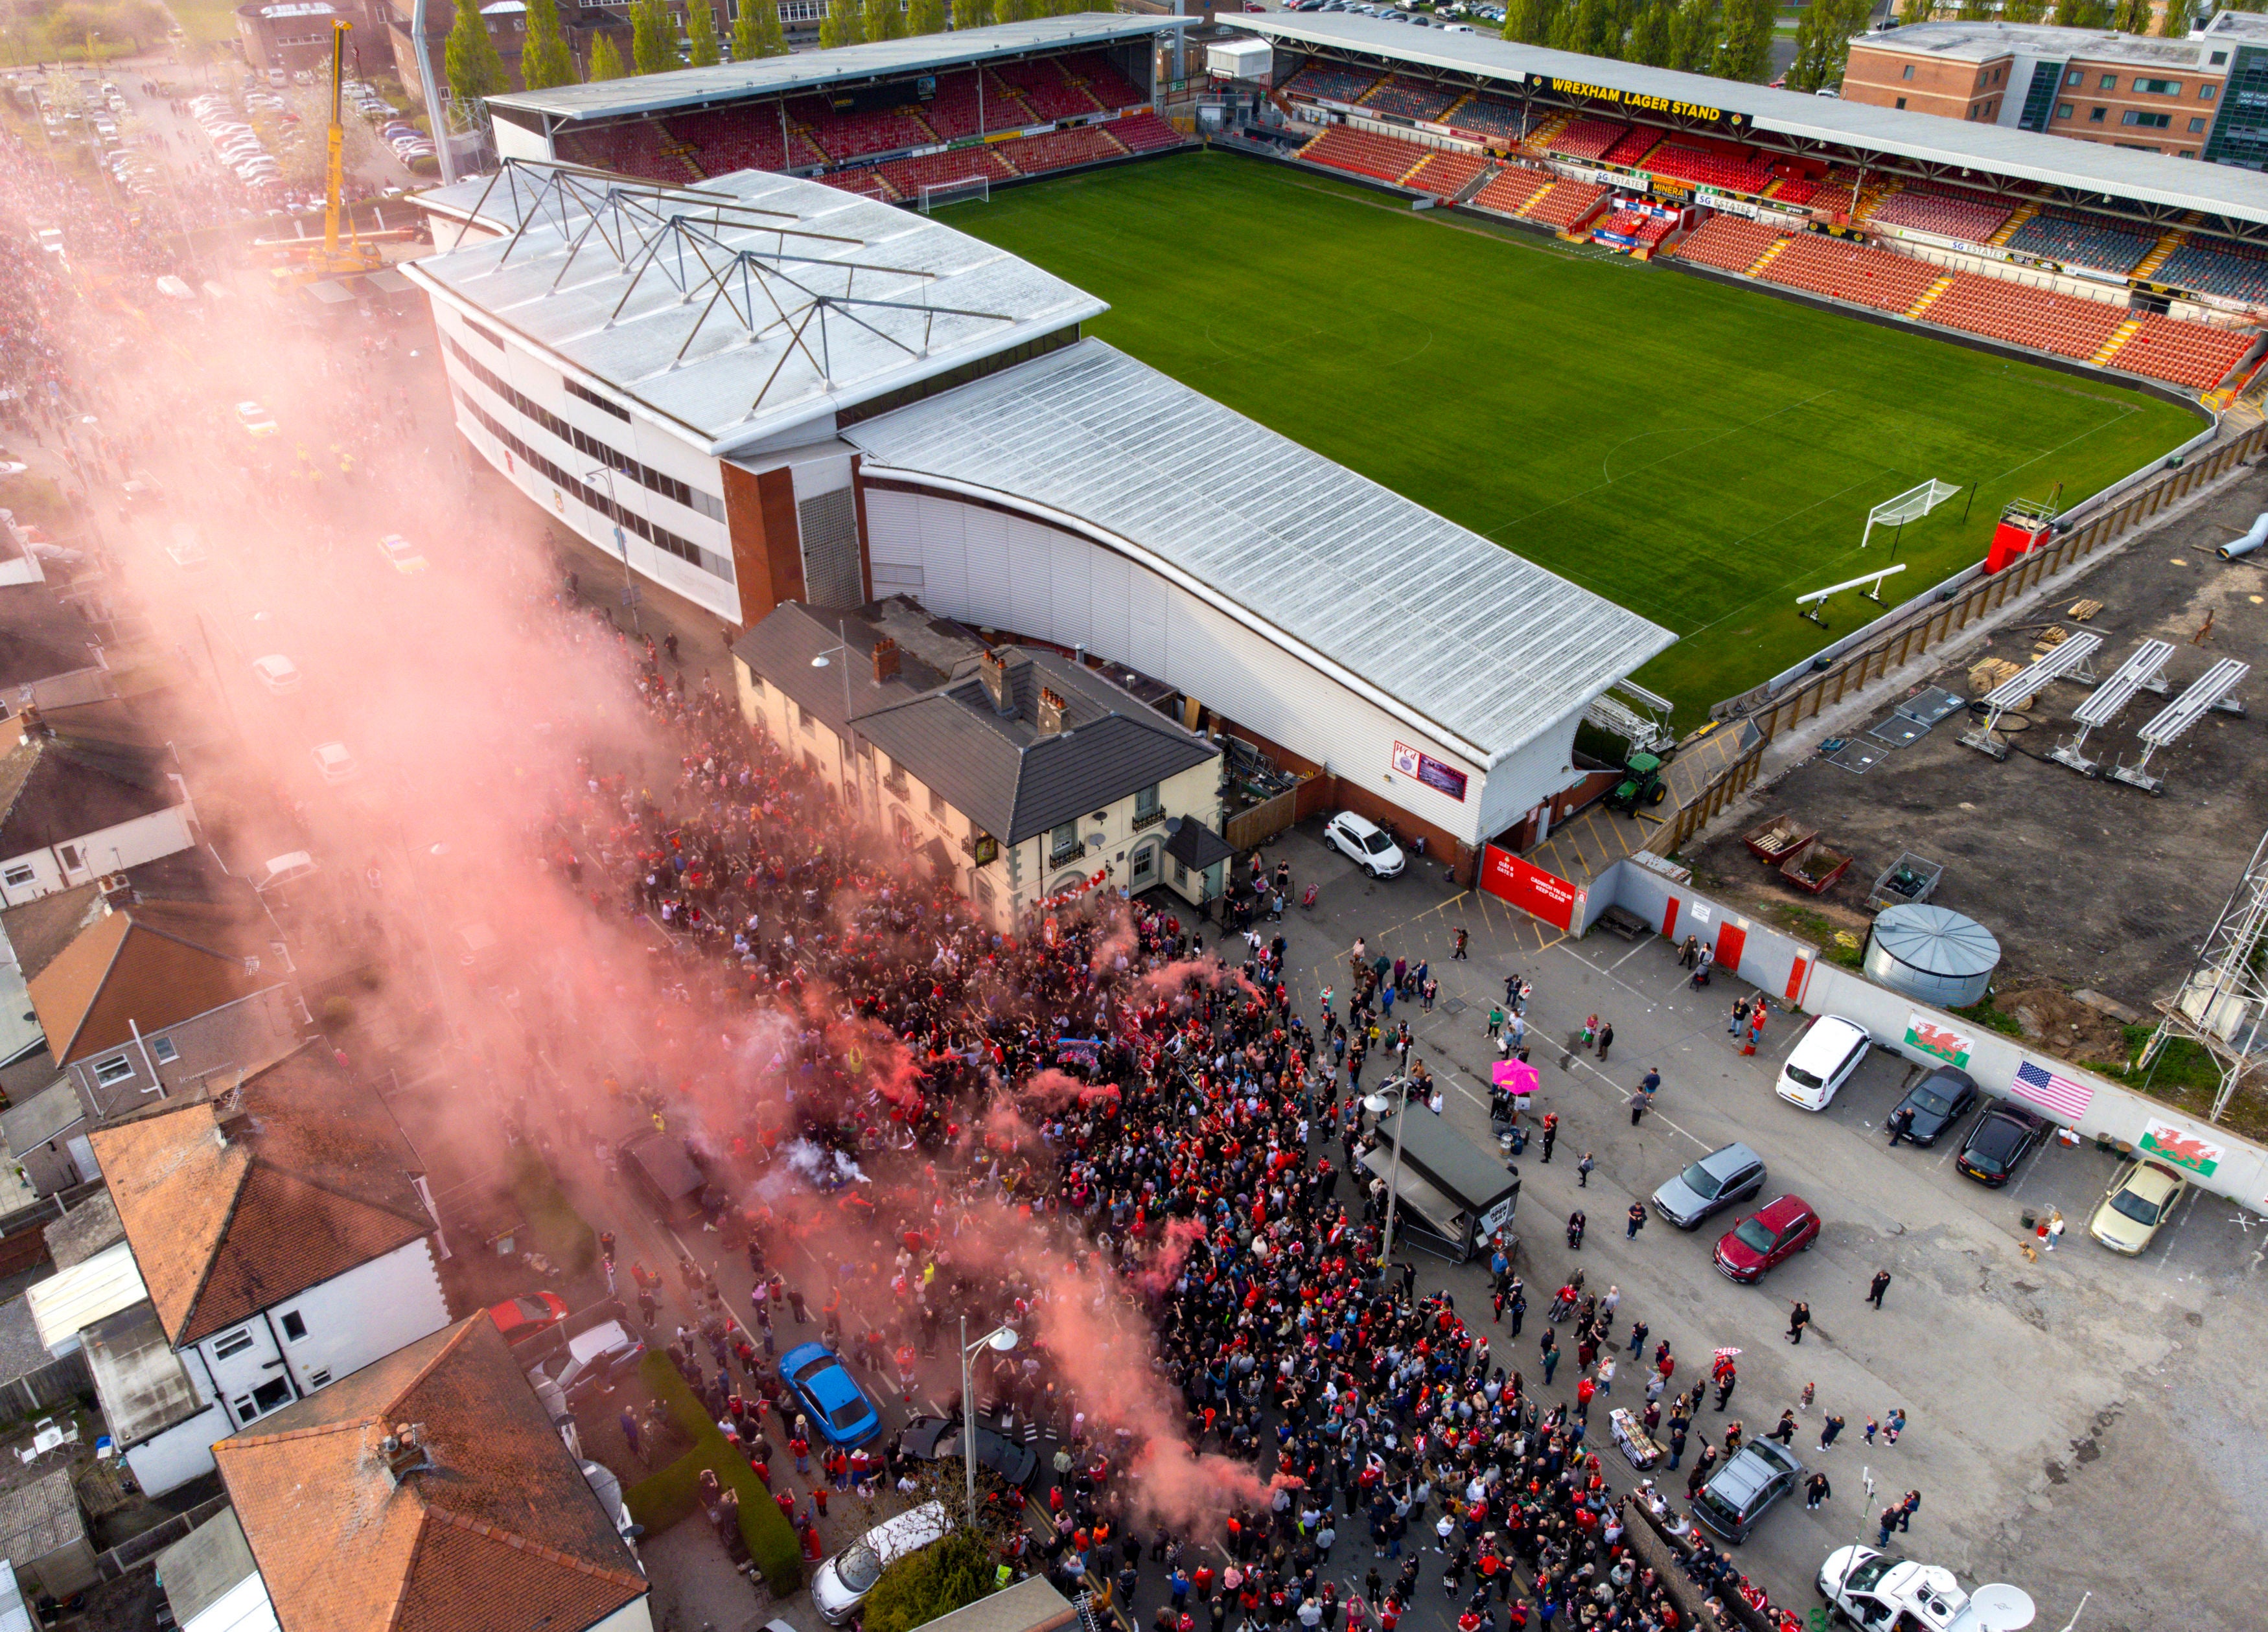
[942,154,2201,726]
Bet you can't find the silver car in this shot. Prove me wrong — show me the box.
[1650,1142,1766,1230]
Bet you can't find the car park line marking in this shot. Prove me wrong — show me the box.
[1607,938,1653,972]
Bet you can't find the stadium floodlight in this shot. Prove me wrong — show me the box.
[919,175,991,214]
[1862,479,1965,551]
[1795,563,1905,626]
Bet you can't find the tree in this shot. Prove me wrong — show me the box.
[1669,0,1718,71]
[861,1534,999,1632]
[520,0,577,89]
[907,0,944,32]
[2157,0,2190,31]
[587,30,627,76]
[686,0,720,62]
[1899,0,1934,23]
[1787,0,1868,91]
[1625,0,1674,63]
[2000,0,2044,20]
[818,0,855,46]
[444,0,507,106]
[866,0,905,41]
[735,0,789,56]
[1717,0,1774,80]
[630,0,673,71]
[1502,0,1555,40]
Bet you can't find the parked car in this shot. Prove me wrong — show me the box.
[487,1291,569,1344]
[1650,1142,1765,1230]
[310,741,359,783]
[1325,810,1405,878]
[526,1316,645,1407]
[1692,1441,1803,1542]
[1956,1103,2047,1188]
[888,1414,1039,1490]
[252,653,301,693]
[813,1501,953,1625]
[782,1341,883,1447]
[235,399,278,437]
[2088,1158,2187,1254]
[1774,1015,1870,1110]
[251,851,318,892]
[378,532,428,573]
[1713,1194,1820,1283]
[1887,1064,1977,1147]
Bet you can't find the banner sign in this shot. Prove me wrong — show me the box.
[1391,742,1469,802]
[1527,73,1750,132]
[2138,1119,2224,1177]
[1056,1037,1104,1068]
[1903,1013,1974,1070]
[1479,845,1580,932]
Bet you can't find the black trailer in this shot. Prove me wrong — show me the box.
[1361,1109,1520,1261]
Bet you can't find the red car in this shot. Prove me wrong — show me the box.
[486,1291,568,1343]
[1713,1195,1820,1283]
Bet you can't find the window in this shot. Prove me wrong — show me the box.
[2057,102,2074,119]
[2123,110,2171,127]
[747,674,765,698]
[797,704,815,736]
[1895,97,1907,109]
[93,1054,135,1086]
[464,318,505,350]
[1902,63,1913,80]
[2201,84,2217,100]
[929,787,945,817]
[2099,74,2118,89]
[1050,822,1080,864]
[150,1037,178,1064]
[2090,106,2107,122]
[2181,149,2195,157]
[235,1377,291,1423]
[2065,68,2082,86]
[213,1328,257,1361]
[2135,78,2181,95]
[281,1311,307,1342]
[2192,115,2208,132]
[2213,50,2228,64]
[56,844,81,872]
[564,376,631,421]
[1174,858,1188,887]
[1136,784,1161,816]
[2,865,32,888]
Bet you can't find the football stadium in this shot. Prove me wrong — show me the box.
[424,12,2266,869]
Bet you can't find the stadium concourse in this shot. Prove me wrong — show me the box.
[479,16,1193,205]
[1246,17,2267,396]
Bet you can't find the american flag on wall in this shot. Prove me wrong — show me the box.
[2012,1060,2093,1123]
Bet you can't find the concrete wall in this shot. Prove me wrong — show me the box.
[125,1401,231,1499]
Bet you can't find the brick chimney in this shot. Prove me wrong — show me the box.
[381,1422,432,1483]
[1037,686,1067,736]
[977,650,1013,717]
[871,637,900,686]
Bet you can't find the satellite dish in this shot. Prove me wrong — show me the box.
[1969,1585,2035,1632]
[1165,817,1183,834]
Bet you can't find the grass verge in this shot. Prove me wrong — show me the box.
[507,1145,599,1277]
[625,1350,804,1591]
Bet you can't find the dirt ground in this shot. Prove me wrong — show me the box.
[1689,463,2268,1026]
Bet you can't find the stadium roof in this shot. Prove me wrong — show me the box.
[485,13,1183,124]
[1244,14,2268,225]
[843,339,1676,767]
[404,164,1103,457]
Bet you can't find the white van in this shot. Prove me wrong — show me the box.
[253,851,318,892]
[1775,1015,1871,1111]
[813,1501,953,1625]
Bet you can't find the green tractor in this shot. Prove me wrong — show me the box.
[1604,752,1669,817]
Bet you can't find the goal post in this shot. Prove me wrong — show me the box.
[1861,478,1964,549]
[918,174,991,214]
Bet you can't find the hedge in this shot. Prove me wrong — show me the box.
[862,1529,996,1632]
[507,1146,599,1277]
[625,1350,803,1591]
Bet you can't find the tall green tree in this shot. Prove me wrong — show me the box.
[1501,0,1552,40]
[444,0,507,106]
[586,30,627,76]
[907,0,944,32]
[2157,0,2189,32]
[519,0,576,87]
[735,0,789,56]
[2000,0,2043,20]
[1717,0,1774,80]
[866,0,906,40]
[686,0,720,62]
[1899,0,1934,23]
[1625,0,1674,63]
[818,0,855,45]
[629,0,673,71]
[1787,0,1868,90]
[1669,0,1718,70]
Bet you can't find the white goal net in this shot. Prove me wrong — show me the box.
[919,174,991,213]
[1862,478,1963,548]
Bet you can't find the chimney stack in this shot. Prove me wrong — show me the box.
[1037,686,1067,736]
[97,873,133,910]
[870,637,900,686]
[380,1422,430,1482]
[977,650,1013,717]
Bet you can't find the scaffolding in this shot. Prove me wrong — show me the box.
[2139,828,2268,1122]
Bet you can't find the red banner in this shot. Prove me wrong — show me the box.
[1478,846,1582,932]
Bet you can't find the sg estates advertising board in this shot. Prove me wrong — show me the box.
[1528,74,1752,133]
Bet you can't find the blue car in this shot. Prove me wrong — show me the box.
[780,1342,882,1447]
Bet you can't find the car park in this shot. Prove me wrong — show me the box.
[813,1502,953,1625]
[1886,1064,1977,1147]
[1650,1142,1765,1230]
[311,741,359,783]
[1956,1103,2047,1188]
[1692,1441,1803,1542]
[252,654,301,693]
[1712,1193,1819,1283]
[780,1340,883,1447]
[1325,810,1406,877]
[1774,1015,1869,1110]
[888,1414,1039,1490]
[486,1291,570,1344]
[2088,1158,2187,1254]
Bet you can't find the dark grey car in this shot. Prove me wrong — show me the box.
[1693,1441,1804,1542]
[1650,1142,1766,1230]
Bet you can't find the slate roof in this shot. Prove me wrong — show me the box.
[0,848,254,987]
[0,586,103,695]
[0,1467,84,1571]
[0,1078,83,1154]
[0,717,179,862]
[25,900,273,1066]
[213,1318,647,1632]
[89,1044,435,1347]
[735,601,1218,845]
[1162,818,1235,873]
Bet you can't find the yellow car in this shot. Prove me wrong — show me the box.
[378,533,428,574]
[2087,1159,2187,1256]
[234,400,278,437]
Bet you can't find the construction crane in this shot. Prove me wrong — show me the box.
[259,20,387,279]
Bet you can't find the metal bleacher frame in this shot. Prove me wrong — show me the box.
[2048,638,2173,777]
[1959,632,2101,760]
[2108,658,2251,794]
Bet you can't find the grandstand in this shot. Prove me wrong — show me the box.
[481,16,1188,202]
[2002,207,2158,278]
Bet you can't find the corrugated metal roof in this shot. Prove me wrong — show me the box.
[404,168,1105,457]
[1245,14,2268,224]
[27,1239,147,1351]
[843,339,1675,766]
[485,14,1183,123]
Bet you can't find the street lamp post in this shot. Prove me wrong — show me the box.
[808,619,862,812]
[1378,1075,1420,1271]
[957,1318,1017,1524]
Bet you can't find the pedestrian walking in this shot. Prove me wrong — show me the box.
[1868,1270,1892,1309]
[1595,1022,1614,1063]
[1628,1091,1649,1128]
[1576,1151,1595,1188]
[1726,996,1745,1036]
[1627,1320,1649,1357]
[1804,1471,1831,1511]
[1768,1410,1796,1446]
[1863,1416,1879,1446]
[1625,1202,1646,1239]
[1885,1408,1906,1444]
[1539,1114,1558,1164]
[1819,1413,1846,1450]
[1899,1490,1920,1532]
[1452,928,1469,960]
[1786,1300,1811,1344]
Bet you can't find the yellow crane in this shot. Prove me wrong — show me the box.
[260,20,385,279]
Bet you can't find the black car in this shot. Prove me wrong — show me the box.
[888,1414,1039,1491]
[1957,1103,2048,1187]
[1888,1066,1978,1147]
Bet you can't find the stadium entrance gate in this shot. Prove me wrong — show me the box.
[1479,845,1584,934]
